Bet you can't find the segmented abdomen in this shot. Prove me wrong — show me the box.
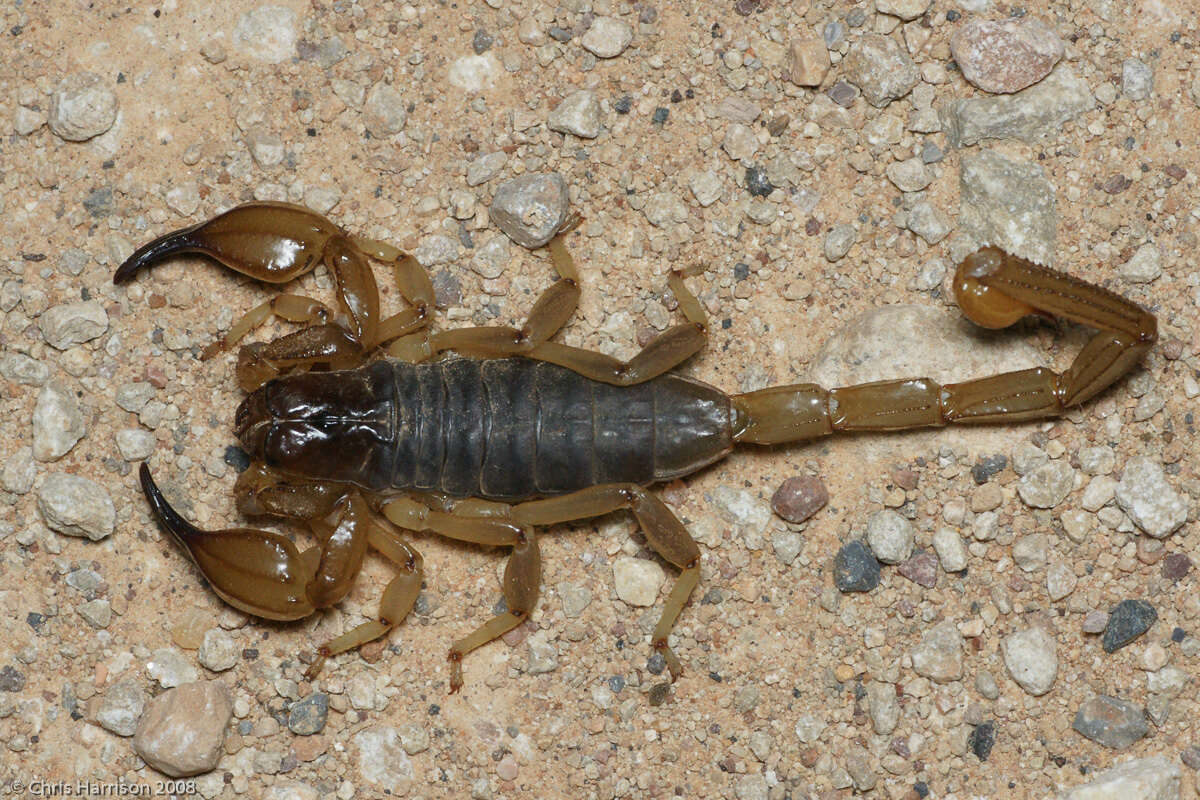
[386,358,732,500]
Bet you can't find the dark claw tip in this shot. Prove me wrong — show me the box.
[112,222,204,285]
[138,462,202,544]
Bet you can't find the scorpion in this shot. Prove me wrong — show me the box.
[112,202,1156,692]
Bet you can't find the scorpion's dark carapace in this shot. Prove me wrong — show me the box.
[114,202,1156,692]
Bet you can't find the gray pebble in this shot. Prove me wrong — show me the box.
[364,83,407,137]
[580,16,633,58]
[526,631,559,676]
[471,235,510,279]
[115,428,156,461]
[39,300,109,350]
[842,34,919,108]
[1072,695,1148,749]
[288,693,329,735]
[0,353,51,386]
[0,665,26,692]
[941,64,1094,148]
[910,620,963,683]
[1,447,36,495]
[1116,456,1186,538]
[865,509,914,564]
[689,171,723,207]
[67,567,105,597]
[304,184,342,214]
[198,629,238,672]
[1102,599,1157,653]
[37,472,115,540]
[558,582,592,618]
[1120,243,1162,283]
[865,680,899,735]
[823,223,857,261]
[33,383,85,462]
[959,149,1057,266]
[147,648,200,688]
[134,681,233,777]
[1017,461,1074,509]
[246,128,284,169]
[875,0,931,20]
[77,599,112,629]
[1060,757,1180,800]
[1045,561,1077,601]
[722,123,758,161]
[548,90,602,139]
[932,527,968,572]
[905,201,952,245]
[466,151,508,186]
[885,157,932,192]
[1121,58,1154,100]
[1001,627,1057,695]
[165,182,201,217]
[834,540,880,592]
[232,6,298,63]
[490,173,569,248]
[413,234,460,267]
[61,248,89,276]
[48,73,118,142]
[1012,533,1047,572]
[975,670,999,700]
[97,677,147,737]
[115,382,156,414]
[1082,609,1109,634]
[771,530,804,566]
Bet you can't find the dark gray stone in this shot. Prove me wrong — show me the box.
[834,541,880,593]
[1102,599,1157,653]
[1072,695,1148,749]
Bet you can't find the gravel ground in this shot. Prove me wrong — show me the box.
[2,1,1198,798]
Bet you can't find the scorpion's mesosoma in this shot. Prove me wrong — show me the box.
[113,202,1156,692]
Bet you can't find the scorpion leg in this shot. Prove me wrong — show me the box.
[511,485,700,680]
[732,248,1157,444]
[234,324,364,391]
[378,497,540,692]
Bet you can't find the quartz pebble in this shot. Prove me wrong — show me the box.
[1122,58,1154,100]
[198,629,239,672]
[932,528,968,572]
[115,428,156,461]
[910,620,963,683]
[134,681,233,777]
[147,648,201,688]
[950,18,1063,94]
[1060,756,1180,800]
[96,677,147,737]
[943,64,1094,148]
[1045,561,1077,600]
[547,90,602,139]
[1115,457,1186,538]
[490,173,570,248]
[866,509,914,564]
[1001,627,1057,695]
[232,6,298,63]
[1120,243,1162,283]
[2,447,36,495]
[466,151,507,186]
[580,17,632,58]
[37,473,115,541]
[354,726,416,788]
[1072,695,1149,749]
[39,301,108,349]
[612,557,664,607]
[363,83,407,136]
[48,73,118,141]
[33,383,85,462]
[1017,462,1074,509]
[841,34,919,108]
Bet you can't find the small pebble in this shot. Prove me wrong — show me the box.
[547,90,602,139]
[786,38,831,87]
[841,34,919,108]
[910,620,963,683]
[490,173,569,248]
[363,83,407,137]
[834,541,880,592]
[1121,57,1154,100]
[147,648,201,688]
[865,509,914,565]
[198,629,239,672]
[134,681,233,777]
[288,693,329,735]
[950,18,1063,94]
[1002,627,1058,695]
[0,665,26,692]
[48,73,118,141]
[39,300,108,349]
[898,550,938,588]
[932,528,968,572]
[580,16,633,58]
[1082,610,1109,634]
[466,151,508,187]
[232,6,298,63]
[771,476,827,523]
[612,556,664,607]
[967,721,995,760]
[1161,553,1191,582]
[1061,757,1181,799]
[1102,599,1157,653]
[115,428,156,461]
[32,383,85,462]
[1115,457,1186,538]
[1,447,36,495]
[1072,695,1149,749]
[37,472,115,540]
[97,678,148,737]
[1016,461,1074,509]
